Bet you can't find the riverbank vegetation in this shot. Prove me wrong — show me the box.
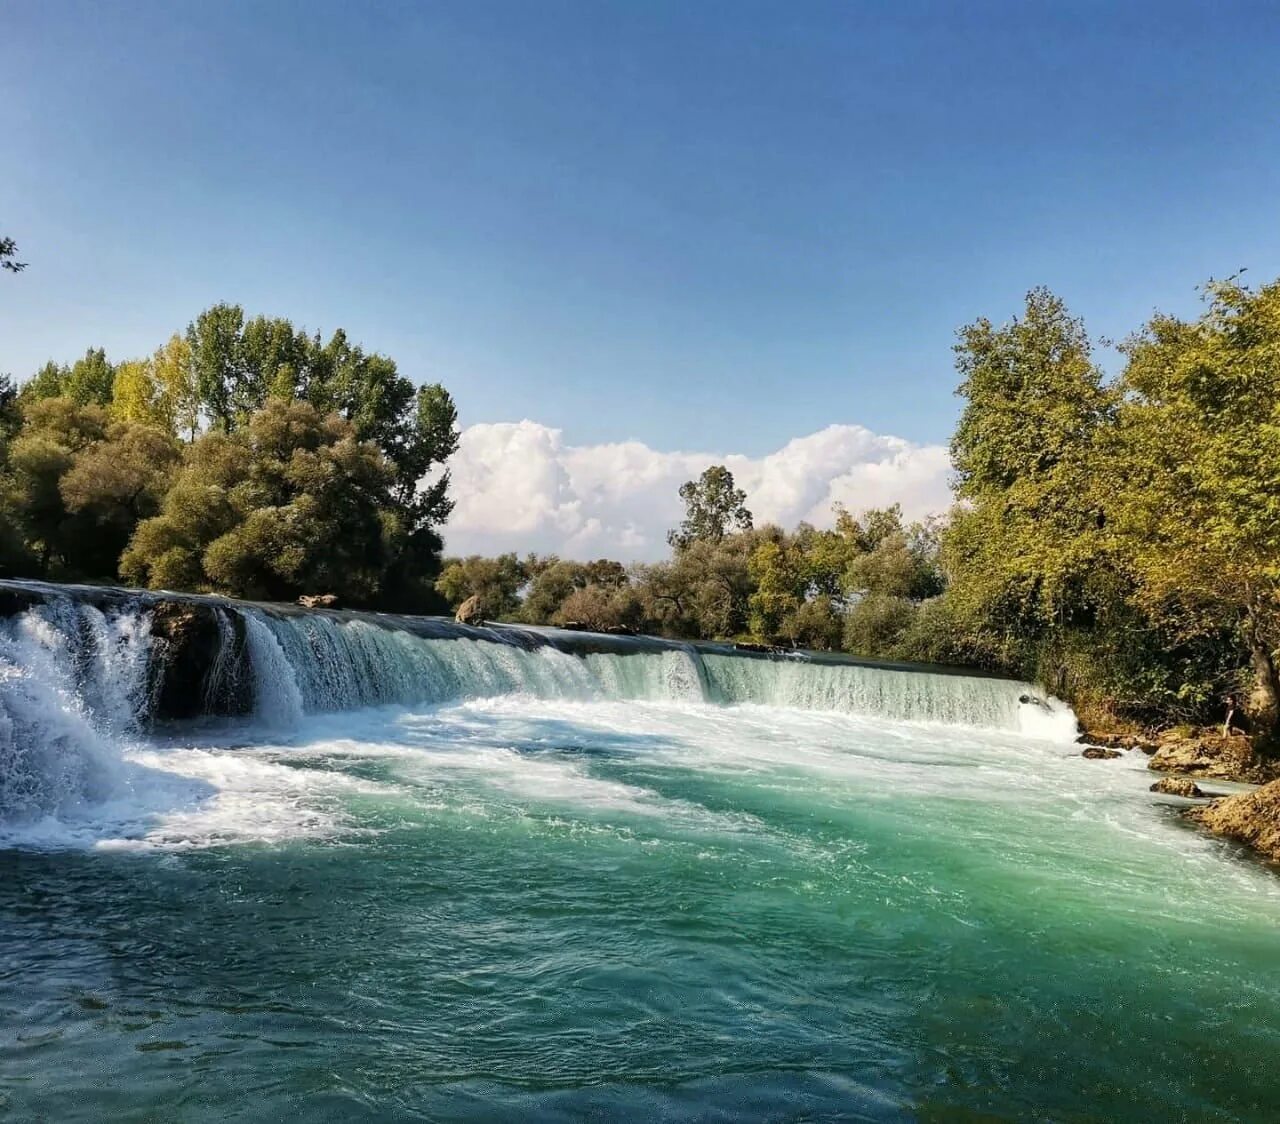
[0,304,459,610]
[436,278,1280,738]
[2,277,1278,736]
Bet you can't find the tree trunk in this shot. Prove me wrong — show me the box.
[1245,607,1280,735]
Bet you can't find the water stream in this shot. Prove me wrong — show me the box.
[0,585,1275,1120]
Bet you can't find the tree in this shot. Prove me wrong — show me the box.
[20,361,68,403]
[19,350,116,407]
[668,465,752,550]
[59,421,181,577]
[63,348,115,407]
[6,399,109,573]
[519,557,589,624]
[642,528,774,639]
[435,554,526,619]
[554,583,644,632]
[111,359,164,428]
[121,400,401,603]
[747,537,804,642]
[0,236,25,274]
[943,288,1119,684]
[153,334,201,440]
[187,303,248,430]
[1110,278,1280,727]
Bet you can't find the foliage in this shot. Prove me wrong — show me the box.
[1108,278,1280,722]
[668,465,753,551]
[0,236,25,274]
[944,287,1121,683]
[121,400,400,603]
[436,554,526,620]
[19,349,115,407]
[8,304,459,607]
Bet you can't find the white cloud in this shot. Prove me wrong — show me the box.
[441,420,953,561]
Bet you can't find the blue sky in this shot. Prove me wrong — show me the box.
[3,0,1279,459]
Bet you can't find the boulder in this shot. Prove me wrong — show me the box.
[1075,727,1158,754]
[148,600,251,720]
[1147,731,1280,785]
[297,593,340,609]
[1150,776,1205,798]
[1081,747,1122,760]
[1188,780,1280,863]
[455,595,485,626]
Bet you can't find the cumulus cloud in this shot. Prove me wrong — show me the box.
[441,420,953,561]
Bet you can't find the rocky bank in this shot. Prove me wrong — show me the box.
[1188,782,1280,864]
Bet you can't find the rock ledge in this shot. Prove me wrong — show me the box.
[1188,781,1280,863]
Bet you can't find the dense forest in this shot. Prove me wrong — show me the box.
[2,273,1278,735]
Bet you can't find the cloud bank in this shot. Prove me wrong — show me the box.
[442,421,953,561]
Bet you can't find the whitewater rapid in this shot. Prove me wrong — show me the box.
[7,591,1280,1124]
[0,589,1079,849]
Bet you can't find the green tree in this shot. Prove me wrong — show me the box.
[187,303,248,430]
[17,352,114,407]
[59,421,181,577]
[435,553,526,619]
[1110,278,1280,726]
[747,537,804,642]
[943,288,1119,684]
[519,557,588,624]
[121,400,401,603]
[843,593,917,658]
[6,398,109,573]
[642,528,773,639]
[63,348,115,407]
[20,361,70,403]
[668,465,753,551]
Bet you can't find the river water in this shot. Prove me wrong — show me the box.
[1,595,1278,1121]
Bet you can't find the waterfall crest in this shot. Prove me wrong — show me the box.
[0,583,1077,822]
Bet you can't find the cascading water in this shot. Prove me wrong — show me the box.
[0,598,150,818]
[9,582,1280,1124]
[0,583,1075,826]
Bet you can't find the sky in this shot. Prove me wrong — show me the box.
[3,1,1279,558]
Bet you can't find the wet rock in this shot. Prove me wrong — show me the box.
[1077,730,1158,754]
[149,600,251,721]
[297,593,340,609]
[1081,747,1122,760]
[1150,776,1205,797]
[1147,732,1280,785]
[455,595,485,626]
[1188,780,1280,863]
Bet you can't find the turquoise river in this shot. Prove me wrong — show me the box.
[0,587,1277,1121]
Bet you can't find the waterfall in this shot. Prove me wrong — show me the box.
[0,598,149,818]
[0,583,1077,823]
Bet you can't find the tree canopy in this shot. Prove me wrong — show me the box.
[668,465,753,550]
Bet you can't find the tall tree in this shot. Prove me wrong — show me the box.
[152,333,201,440]
[668,465,753,551]
[944,287,1118,681]
[1110,278,1280,727]
[63,348,115,406]
[187,303,248,430]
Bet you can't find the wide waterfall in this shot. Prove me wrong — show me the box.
[7,581,1280,1124]
[0,580,1075,827]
